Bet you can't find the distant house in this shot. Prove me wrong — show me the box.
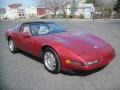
[67,3,95,19]
[25,7,51,18]
[25,7,37,19]
[37,8,47,16]
[37,8,51,17]
[75,3,95,19]
[5,4,25,20]
[5,3,53,20]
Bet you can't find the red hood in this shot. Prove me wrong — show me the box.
[45,32,111,53]
[37,32,113,62]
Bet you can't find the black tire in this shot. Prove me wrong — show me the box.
[43,47,61,74]
[8,38,18,53]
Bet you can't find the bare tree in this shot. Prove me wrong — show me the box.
[70,0,79,16]
[39,0,67,18]
[60,0,71,18]
[96,0,116,18]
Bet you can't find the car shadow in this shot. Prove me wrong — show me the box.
[19,51,106,77]
[19,51,43,64]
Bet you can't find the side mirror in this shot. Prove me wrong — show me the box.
[23,32,31,37]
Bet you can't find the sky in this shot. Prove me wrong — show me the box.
[0,0,38,8]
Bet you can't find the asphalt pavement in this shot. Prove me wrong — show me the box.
[0,19,120,90]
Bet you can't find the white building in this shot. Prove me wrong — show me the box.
[75,4,95,18]
[5,4,51,19]
[5,4,25,20]
[65,0,95,19]
[25,7,37,18]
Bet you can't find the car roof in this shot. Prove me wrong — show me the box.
[22,21,54,25]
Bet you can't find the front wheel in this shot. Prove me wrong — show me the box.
[8,38,18,53]
[43,48,61,74]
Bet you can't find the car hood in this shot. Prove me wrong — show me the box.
[42,32,112,55]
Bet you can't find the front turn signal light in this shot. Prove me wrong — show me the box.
[65,60,71,64]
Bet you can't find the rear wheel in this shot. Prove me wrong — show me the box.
[43,47,61,74]
[8,38,18,53]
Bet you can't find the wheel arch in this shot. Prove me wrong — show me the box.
[8,36,12,41]
[41,45,61,60]
[42,45,56,52]
[41,45,58,57]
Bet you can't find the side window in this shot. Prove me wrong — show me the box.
[20,24,31,35]
[30,24,49,35]
[38,25,49,35]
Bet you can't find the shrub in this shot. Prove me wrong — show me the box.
[40,15,49,19]
[69,15,74,18]
[79,14,84,19]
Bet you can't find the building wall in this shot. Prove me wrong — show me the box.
[66,3,95,19]
[25,7,37,18]
[6,6,25,19]
[37,8,46,16]
[36,8,52,18]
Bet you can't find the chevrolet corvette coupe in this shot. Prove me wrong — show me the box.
[5,21,116,74]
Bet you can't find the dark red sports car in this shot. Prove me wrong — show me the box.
[5,21,116,74]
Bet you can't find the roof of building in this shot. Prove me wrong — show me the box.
[78,3,95,11]
[8,4,22,9]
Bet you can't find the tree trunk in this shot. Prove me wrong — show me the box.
[53,10,56,18]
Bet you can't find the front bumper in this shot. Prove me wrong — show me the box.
[61,51,115,71]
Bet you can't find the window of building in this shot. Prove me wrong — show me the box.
[19,14,21,16]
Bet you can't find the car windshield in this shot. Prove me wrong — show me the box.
[30,22,66,36]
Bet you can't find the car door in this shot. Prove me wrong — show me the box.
[19,24,34,54]
[29,23,48,57]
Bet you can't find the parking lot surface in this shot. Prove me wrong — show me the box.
[0,20,120,90]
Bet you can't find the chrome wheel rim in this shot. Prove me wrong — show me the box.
[9,40,14,51]
[44,52,56,71]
